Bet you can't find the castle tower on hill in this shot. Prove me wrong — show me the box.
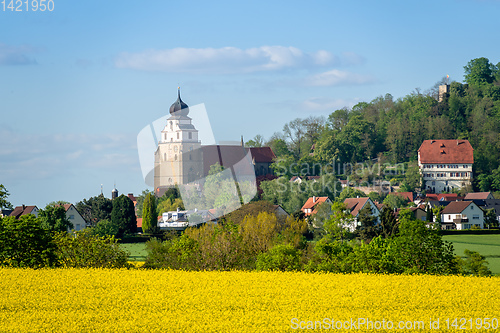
[153,88,203,190]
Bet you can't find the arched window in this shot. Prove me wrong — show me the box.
[177,132,180,140]
[169,121,173,130]
[175,154,177,161]
[189,132,192,139]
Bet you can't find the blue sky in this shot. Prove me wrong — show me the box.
[1,0,499,208]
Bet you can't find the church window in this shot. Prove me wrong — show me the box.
[189,132,192,139]
[170,138,173,142]
[169,121,173,130]
[164,153,166,161]
[175,154,177,161]
[177,132,180,140]
[189,154,192,161]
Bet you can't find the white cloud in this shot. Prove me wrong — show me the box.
[301,97,362,112]
[305,69,375,86]
[0,128,137,181]
[115,46,338,73]
[0,43,38,66]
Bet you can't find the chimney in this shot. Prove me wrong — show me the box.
[312,196,316,203]
[177,207,180,212]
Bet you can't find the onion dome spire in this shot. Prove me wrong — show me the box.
[169,87,189,116]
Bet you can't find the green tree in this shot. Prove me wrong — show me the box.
[142,193,157,234]
[53,229,130,268]
[245,134,264,147]
[92,219,120,238]
[383,193,408,209]
[75,194,113,226]
[324,202,354,243]
[0,184,13,210]
[336,187,367,202]
[356,204,379,242]
[0,215,57,268]
[379,206,398,238]
[456,249,491,276]
[484,208,498,229]
[464,57,497,86]
[256,244,301,271]
[111,194,137,237]
[39,205,73,232]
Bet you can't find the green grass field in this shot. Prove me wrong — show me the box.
[443,234,500,275]
[120,243,147,261]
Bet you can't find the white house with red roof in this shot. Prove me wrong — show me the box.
[440,201,484,230]
[418,140,473,193]
[60,204,87,231]
[301,196,331,217]
[343,197,380,230]
[9,205,39,218]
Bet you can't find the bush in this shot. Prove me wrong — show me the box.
[456,249,492,276]
[256,244,302,271]
[0,215,57,268]
[53,229,131,268]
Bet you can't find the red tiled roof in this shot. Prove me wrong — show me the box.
[464,192,493,200]
[301,197,330,216]
[395,192,413,202]
[249,147,276,163]
[418,140,473,164]
[9,205,38,218]
[344,197,370,217]
[441,201,472,214]
[426,193,460,201]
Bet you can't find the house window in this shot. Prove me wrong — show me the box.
[471,205,474,210]
[473,215,479,220]
[76,224,80,231]
[432,181,435,185]
[69,215,74,219]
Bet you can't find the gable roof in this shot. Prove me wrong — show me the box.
[249,147,276,163]
[9,205,38,218]
[418,140,473,164]
[301,196,330,216]
[465,192,493,200]
[344,197,370,217]
[426,193,461,201]
[441,201,473,214]
[395,192,413,202]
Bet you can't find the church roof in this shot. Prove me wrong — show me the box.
[169,88,189,116]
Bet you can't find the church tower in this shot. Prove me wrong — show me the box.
[154,89,203,191]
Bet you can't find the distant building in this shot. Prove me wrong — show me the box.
[344,197,380,230]
[301,196,331,217]
[438,84,450,102]
[464,192,494,200]
[9,205,39,218]
[441,201,484,230]
[58,204,87,231]
[154,89,275,195]
[418,140,473,193]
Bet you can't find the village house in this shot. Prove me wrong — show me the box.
[9,205,39,218]
[58,204,87,231]
[344,197,380,230]
[301,196,331,217]
[418,139,473,193]
[440,201,484,230]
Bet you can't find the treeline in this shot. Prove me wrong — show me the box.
[0,214,130,269]
[143,208,490,276]
[251,57,500,191]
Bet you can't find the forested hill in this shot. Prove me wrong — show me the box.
[253,57,500,191]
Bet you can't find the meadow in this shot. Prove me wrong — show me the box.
[0,268,499,332]
[443,234,500,275]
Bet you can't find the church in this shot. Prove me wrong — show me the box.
[153,89,276,197]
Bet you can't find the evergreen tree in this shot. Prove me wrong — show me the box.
[142,193,157,234]
[111,195,137,237]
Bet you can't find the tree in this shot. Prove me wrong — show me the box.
[336,187,367,202]
[324,202,354,243]
[245,134,264,147]
[464,57,497,86]
[426,207,433,223]
[356,205,378,242]
[379,206,398,238]
[383,193,408,209]
[135,189,153,218]
[52,229,130,268]
[92,219,120,238]
[75,194,112,226]
[0,215,57,268]
[283,118,306,158]
[484,208,498,229]
[142,193,157,234]
[0,184,13,210]
[39,205,73,232]
[255,244,301,271]
[111,194,137,237]
[456,249,491,276]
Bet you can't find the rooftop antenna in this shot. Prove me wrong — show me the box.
[100,184,103,195]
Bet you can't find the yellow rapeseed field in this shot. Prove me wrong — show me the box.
[0,268,498,332]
